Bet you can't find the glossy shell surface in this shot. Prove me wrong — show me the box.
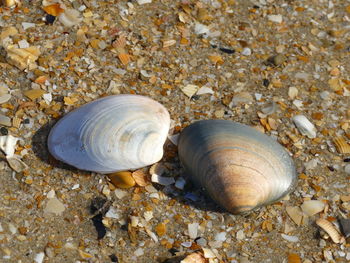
[178,120,297,214]
[48,95,170,173]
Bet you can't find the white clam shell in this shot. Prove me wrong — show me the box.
[292,115,316,138]
[48,95,170,173]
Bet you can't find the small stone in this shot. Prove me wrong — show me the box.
[267,54,286,66]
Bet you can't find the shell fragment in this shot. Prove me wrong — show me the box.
[292,115,317,138]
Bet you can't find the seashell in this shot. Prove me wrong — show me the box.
[178,120,297,214]
[48,95,170,174]
[181,252,206,263]
[0,135,18,157]
[287,253,301,263]
[292,115,317,139]
[58,8,82,27]
[300,200,325,216]
[333,136,350,154]
[108,171,135,189]
[316,218,345,244]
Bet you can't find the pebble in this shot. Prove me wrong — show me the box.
[267,54,286,66]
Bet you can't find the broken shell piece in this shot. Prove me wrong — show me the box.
[0,94,11,104]
[301,200,325,216]
[180,84,199,98]
[261,101,277,115]
[151,174,175,186]
[316,218,345,244]
[181,252,206,263]
[132,169,150,186]
[333,136,350,154]
[2,0,19,8]
[288,87,298,99]
[7,155,28,173]
[0,135,18,157]
[6,46,41,70]
[292,115,316,138]
[58,8,82,27]
[286,206,303,226]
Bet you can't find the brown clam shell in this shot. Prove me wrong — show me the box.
[178,120,297,214]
